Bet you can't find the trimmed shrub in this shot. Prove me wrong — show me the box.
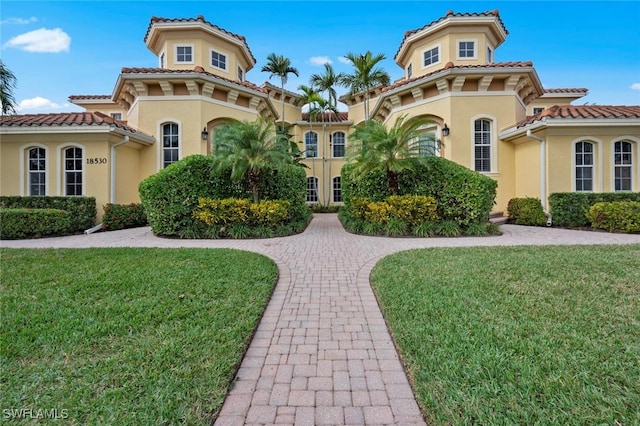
[549,192,640,228]
[0,196,96,232]
[507,197,547,226]
[139,155,309,237]
[586,201,640,233]
[0,208,70,239]
[102,203,147,231]
[193,198,291,228]
[386,195,437,226]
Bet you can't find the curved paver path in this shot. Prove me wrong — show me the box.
[3,215,639,425]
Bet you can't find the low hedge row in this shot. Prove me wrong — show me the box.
[586,201,640,233]
[549,192,640,228]
[102,203,147,231]
[0,196,96,232]
[350,195,437,225]
[193,198,291,228]
[506,197,547,226]
[0,208,71,239]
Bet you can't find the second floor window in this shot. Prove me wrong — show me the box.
[423,47,439,66]
[459,41,475,58]
[176,46,192,63]
[305,132,318,158]
[407,63,412,78]
[211,50,227,70]
[238,66,244,81]
[332,132,345,158]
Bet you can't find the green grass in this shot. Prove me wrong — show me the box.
[371,245,640,425]
[0,248,278,425]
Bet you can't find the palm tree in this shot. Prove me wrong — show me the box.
[310,63,346,110]
[340,51,390,121]
[297,85,323,184]
[310,98,338,205]
[261,53,299,133]
[347,115,434,195]
[0,60,18,115]
[212,118,289,203]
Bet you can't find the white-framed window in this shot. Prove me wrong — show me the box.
[332,131,345,158]
[533,107,545,115]
[487,46,493,63]
[407,63,412,79]
[474,119,491,172]
[63,147,83,196]
[210,49,227,70]
[416,130,440,157]
[305,131,318,158]
[614,140,633,191]
[458,40,476,59]
[333,176,342,203]
[28,146,47,196]
[162,122,180,168]
[111,113,122,120]
[159,52,165,68]
[175,45,193,64]
[237,66,244,81]
[423,46,439,67]
[575,141,594,191]
[306,177,318,203]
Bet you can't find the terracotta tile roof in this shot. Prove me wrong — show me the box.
[0,112,150,137]
[120,67,266,93]
[144,15,256,63]
[301,112,350,122]
[543,88,588,94]
[379,61,534,93]
[516,105,640,128]
[395,10,508,60]
[68,95,112,100]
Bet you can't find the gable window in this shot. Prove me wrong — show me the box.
[458,41,476,59]
[176,45,193,63]
[237,66,244,81]
[305,131,318,158]
[64,147,83,196]
[614,141,633,191]
[575,141,594,191]
[306,177,318,203]
[211,50,227,70]
[162,122,180,168]
[423,46,439,67]
[407,63,412,79]
[28,147,46,196]
[474,119,491,172]
[333,176,342,203]
[487,46,493,63]
[332,132,345,158]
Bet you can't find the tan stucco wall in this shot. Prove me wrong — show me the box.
[513,139,542,198]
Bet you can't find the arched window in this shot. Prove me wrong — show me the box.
[28,147,46,196]
[64,147,83,196]
[305,132,318,158]
[474,119,491,172]
[306,177,318,203]
[332,132,345,158]
[162,122,179,168]
[575,141,594,191]
[333,176,342,203]
[614,141,633,191]
[417,130,439,157]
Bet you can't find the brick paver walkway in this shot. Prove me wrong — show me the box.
[4,214,639,425]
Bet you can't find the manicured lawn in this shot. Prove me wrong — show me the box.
[0,248,277,425]
[371,245,640,425]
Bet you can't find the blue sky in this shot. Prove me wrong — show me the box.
[2,0,639,113]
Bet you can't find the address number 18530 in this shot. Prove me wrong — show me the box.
[86,158,108,165]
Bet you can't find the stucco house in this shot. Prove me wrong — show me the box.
[1,10,638,222]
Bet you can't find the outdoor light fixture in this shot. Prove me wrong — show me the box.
[201,127,209,140]
[442,124,450,137]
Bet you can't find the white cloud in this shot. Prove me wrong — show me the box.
[338,56,351,65]
[309,56,332,66]
[0,17,38,25]
[630,83,640,91]
[17,96,66,111]
[2,28,71,53]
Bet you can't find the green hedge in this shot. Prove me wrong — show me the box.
[586,201,640,233]
[507,197,547,226]
[0,208,71,239]
[549,192,640,228]
[342,157,497,228]
[0,196,96,232]
[102,203,147,231]
[139,155,310,238]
